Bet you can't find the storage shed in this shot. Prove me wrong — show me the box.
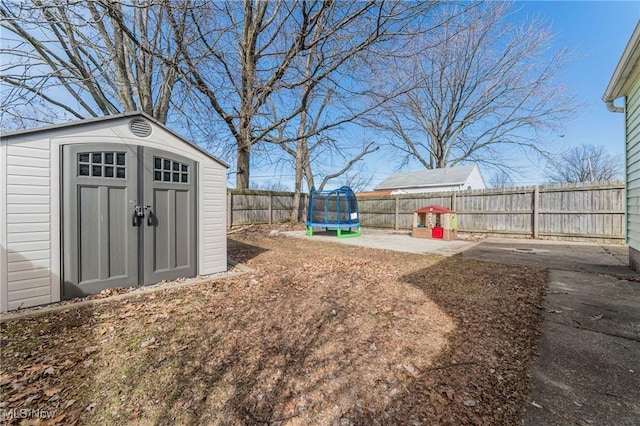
[0,112,228,312]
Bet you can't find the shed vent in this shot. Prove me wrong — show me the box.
[129,118,152,137]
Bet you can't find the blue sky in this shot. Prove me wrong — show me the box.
[357,1,640,189]
[509,0,639,184]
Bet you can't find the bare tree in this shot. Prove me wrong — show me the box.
[0,0,181,127]
[263,0,440,219]
[546,144,623,184]
[371,1,575,172]
[164,1,441,190]
[489,170,514,188]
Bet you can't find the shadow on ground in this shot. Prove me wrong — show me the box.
[227,238,269,264]
[337,256,547,424]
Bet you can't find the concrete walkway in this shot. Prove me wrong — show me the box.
[462,239,640,424]
[524,270,640,425]
[282,228,477,256]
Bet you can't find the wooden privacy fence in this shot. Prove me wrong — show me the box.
[227,181,625,243]
[227,189,308,227]
[357,180,625,243]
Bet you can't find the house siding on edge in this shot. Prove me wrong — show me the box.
[604,21,640,271]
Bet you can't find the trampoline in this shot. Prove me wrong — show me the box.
[306,186,361,238]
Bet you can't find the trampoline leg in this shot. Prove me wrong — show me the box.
[306,226,313,236]
[336,226,361,238]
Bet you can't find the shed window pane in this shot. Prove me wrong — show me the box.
[79,153,90,163]
[92,153,102,163]
[116,167,126,178]
[92,165,102,176]
[79,164,90,176]
[105,153,114,164]
[116,153,126,166]
[152,156,190,183]
[104,166,114,177]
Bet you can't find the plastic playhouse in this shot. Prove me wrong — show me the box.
[306,186,361,238]
[412,205,457,241]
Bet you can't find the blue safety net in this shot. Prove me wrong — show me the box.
[306,186,360,237]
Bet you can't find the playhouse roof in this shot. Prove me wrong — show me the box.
[415,205,454,214]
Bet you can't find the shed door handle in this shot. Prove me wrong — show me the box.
[145,206,154,226]
[132,205,144,227]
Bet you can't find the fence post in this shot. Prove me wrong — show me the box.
[533,186,539,239]
[268,192,273,225]
[394,196,400,230]
[451,192,457,211]
[227,191,233,229]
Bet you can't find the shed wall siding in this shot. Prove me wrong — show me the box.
[0,140,7,312]
[627,72,640,252]
[201,165,227,274]
[5,136,53,310]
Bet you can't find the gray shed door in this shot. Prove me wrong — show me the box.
[62,144,197,298]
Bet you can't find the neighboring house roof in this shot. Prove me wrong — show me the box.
[603,21,640,104]
[0,111,229,168]
[374,165,479,191]
[356,190,393,197]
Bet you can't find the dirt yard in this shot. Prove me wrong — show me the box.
[1,227,547,425]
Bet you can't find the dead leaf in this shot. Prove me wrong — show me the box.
[442,388,455,400]
[44,387,62,397]
[141,337,157,348]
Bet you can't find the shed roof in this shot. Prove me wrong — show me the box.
[374,165,477,191]
[603,21,640,102]
[0,111,229,168]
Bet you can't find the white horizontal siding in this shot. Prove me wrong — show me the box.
[200,164,227,275]
[627,73,640,250]
[0,139,6,311]
[8,267,50,282]
[5,138,53,310]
